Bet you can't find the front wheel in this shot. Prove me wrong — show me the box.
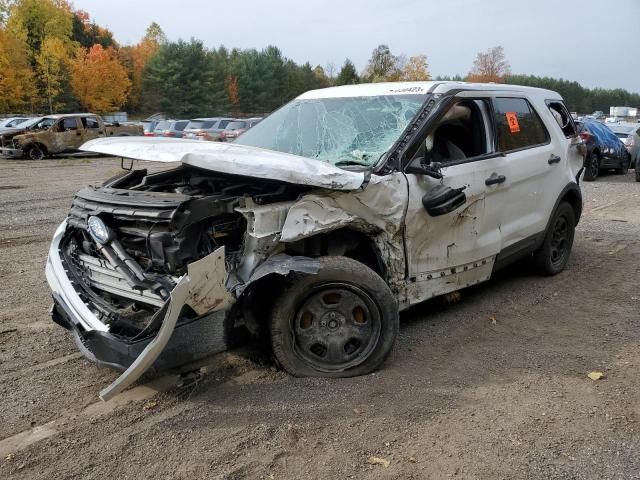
[26,144,45,160]
[533,202,576,275]
[270,256,398,378]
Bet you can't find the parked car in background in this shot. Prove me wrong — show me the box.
[219,117,263,141]
[575,119,630,181]
[182,117,235,141]
[0,114,143,160]
[607,122,640,173]
[0,117,30,128]
[152,120,189,138]
[141,119,161,137]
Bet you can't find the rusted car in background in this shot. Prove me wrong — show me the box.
[0,113,143,160]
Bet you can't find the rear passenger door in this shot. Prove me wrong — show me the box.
[492,97,564,251]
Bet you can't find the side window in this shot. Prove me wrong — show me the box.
[493,98,549,152]
[547,101,577,137]
[61,118,79,131]
[176,121,188,131]
[81,117,100,129]
[421,99,490,165]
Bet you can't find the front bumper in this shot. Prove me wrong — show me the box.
[46,220,235,400]
[0,146,23,158]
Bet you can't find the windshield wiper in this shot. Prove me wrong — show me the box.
[334,159,370,167]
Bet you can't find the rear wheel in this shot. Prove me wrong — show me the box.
[26,144,45,160]
[616,153,630,175]
[583,151,600,181]
[533,202,576,275]
[270,256,398,378]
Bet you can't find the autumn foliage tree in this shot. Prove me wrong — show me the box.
[119,23,164,112]
[0,27,36,111]
[401,55,431,81]
[70,44,130,112]
[467,46,511,83]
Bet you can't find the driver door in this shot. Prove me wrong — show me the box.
[53,117,83,152]
[403,95,509,305]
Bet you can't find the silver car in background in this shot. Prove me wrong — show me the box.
[182,117,235,141]
[219,117,263,141]
[607,123,640,177]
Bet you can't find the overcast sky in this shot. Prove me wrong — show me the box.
[74,0,640,93]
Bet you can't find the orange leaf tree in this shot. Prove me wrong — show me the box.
[467,46,511,83]
[0,27,36,112]
[70,44,131,112]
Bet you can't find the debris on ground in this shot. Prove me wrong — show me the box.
[588,371,604,381]
[142,401,157,411]
[489,315,497,325]
[367,456,390,468]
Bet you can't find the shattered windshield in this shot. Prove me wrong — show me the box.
[235,94,427,167]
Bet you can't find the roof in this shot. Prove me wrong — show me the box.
[607,123,638,133]
[43,113,98,119]
[298,81,563,101]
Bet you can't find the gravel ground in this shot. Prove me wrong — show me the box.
[0,157,638,479]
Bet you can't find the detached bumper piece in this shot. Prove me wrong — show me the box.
[46,221,235,401]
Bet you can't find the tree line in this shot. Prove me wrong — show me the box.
[0,0,637,117]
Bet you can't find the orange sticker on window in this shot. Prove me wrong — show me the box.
[505,112,520,133]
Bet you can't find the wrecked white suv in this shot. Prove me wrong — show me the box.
[46,82,585,399]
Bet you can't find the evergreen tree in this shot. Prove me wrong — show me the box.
[142,39,217,117]
[336,59,359,85]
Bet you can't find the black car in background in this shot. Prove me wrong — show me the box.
[576,119,631,181]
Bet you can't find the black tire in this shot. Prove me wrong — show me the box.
[635,159,640,182]
[583,151,600,181]
[26,144,45,160]
[270,256,398,378]
[533,202,576,276]
[616,153,630,175]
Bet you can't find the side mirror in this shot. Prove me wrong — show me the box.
[405,156,444,179]
[422,184,467,217]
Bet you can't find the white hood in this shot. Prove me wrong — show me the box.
[81,137,366,191]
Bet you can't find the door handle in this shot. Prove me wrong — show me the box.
[548,154,561,164]
[485,173,506,186]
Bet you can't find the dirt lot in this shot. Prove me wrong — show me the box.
[0,157,639,479]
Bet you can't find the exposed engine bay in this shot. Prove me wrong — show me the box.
[60,165,309,339]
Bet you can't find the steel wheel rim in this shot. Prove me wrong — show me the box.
[291,282,381,372]
[550,214,569,267]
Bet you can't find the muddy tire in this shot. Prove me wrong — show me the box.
[26,144,45,160]
[583,151,600,181]
[270,256,398,378]
[533,202,576,276]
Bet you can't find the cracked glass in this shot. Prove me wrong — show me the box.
[235,94,427,167]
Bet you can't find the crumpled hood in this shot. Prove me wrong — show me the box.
[81,137,366,191]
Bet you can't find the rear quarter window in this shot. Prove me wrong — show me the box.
[493,98,549,152]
